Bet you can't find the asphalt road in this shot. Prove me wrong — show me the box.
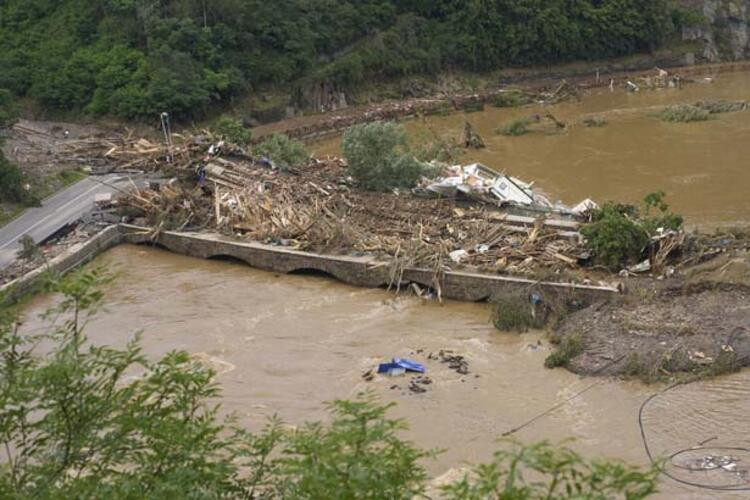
[0,175,128,269]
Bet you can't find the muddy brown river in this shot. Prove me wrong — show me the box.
[315,70,750,229]
[20,245,750,498]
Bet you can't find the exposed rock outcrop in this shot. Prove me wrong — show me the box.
[682,0,750,62]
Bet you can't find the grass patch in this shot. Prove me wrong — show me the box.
[491,288,581,333]
[492,90,532,108]
[622,348,743,384]
[582,116,607,127]
[0,205,25,228]
[254,134,309,171]
[491,290,540,332]
[544,333,584,368]
[497,117,534,136]
[694,100,747,114]
[58,168,88,187]
[460,100,485,113]
[424,102,454,117]
[659,104,710,123]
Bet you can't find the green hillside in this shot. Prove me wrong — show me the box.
[0,1,685,120]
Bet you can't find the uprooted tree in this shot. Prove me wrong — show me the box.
[0,268,659,498]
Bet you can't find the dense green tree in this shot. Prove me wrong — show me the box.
[0,0,685,120]
[0,89,28,205]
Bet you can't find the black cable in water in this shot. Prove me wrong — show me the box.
[502,353,626,437]
[638,379,750,491]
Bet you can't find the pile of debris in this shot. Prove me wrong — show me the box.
[0,222,106,287]
[118,146,590,277]
[416,162,597,218]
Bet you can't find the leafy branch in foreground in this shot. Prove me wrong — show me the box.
[0,268,658,498]
[443,440,658,499]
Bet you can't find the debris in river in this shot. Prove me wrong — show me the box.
[408,376,432,394]
[378,358,426,374]
[461,121,485,149]
[431,350,470,375]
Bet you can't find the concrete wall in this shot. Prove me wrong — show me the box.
[0,225,123,302]
[2,224,619,304]
[121,226,619,302]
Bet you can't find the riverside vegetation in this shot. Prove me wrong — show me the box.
[0,269,660,498]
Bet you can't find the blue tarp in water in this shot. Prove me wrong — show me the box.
[377,357,426,374]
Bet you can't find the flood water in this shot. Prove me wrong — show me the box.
[20,245,750,498]
[315,70,750,229]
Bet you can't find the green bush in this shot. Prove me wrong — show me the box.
[342,122,428,191]
[582,203,649,270]
[211,115,252,145]
[0,89,17,128]
[0,153,28,204]
[442,440,657,499]
[255,134,310,171]
[582,192,683,270]
[659,104,710,123]
[583,116,608,127]
[641,190,683,234]
[694,99,748,114]
[491,290,540,332]
[544,333,584,368]
[497,117,534,136]
[492,90,532,108]
[15,234,40,261]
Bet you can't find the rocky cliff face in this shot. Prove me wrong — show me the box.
[683,0,750,61]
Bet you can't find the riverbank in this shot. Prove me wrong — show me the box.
[552,242,750,382]
[251,60,750,143]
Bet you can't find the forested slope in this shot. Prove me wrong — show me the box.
[0,1,687,120]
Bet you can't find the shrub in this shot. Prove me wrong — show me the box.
[211,115,252,145]
[0,88,18,128]
[581,204,649,270]
[582,192,683,270]
[497,117,534,136]
[16,235,41,261]
[491,290,539,332]
[342,122,428,191]
[0,154,28,204]
[694,100,747,114]
[441,440,657,499]
[641,190,683,234]
[544,333,584,368]
[583,116,608,127]
[492,90,532,108]
[255,134,310,171]
[659,104,710,123]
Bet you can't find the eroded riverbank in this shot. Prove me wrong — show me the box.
[17,245,750,498]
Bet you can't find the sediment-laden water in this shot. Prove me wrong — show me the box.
[20,245,750,498]
[314,70,750,229]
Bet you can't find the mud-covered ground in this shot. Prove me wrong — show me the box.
[0,119,109,223]
[555,250,750,381]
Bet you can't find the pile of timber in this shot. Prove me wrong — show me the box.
[120,153,588,275]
